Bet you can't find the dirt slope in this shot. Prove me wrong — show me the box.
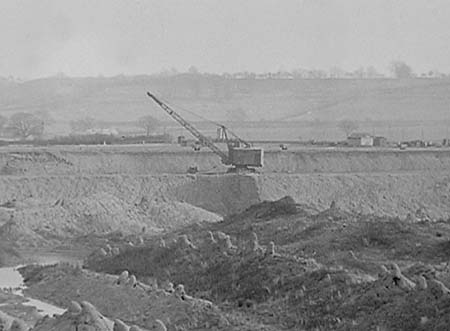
[21,264,257,331]
[2,171,449,219]
[258,171,450,219]
[0,244,21,267]
[1,148,449,254]
[0,197,221,251]
[81,197,450,330]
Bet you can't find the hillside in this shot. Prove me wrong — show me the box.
[1,75,450,124]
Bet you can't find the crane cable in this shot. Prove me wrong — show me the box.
[157,95,223,127]
[156,94,250,143]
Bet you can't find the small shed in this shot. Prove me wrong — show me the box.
[347,133,373,147]
[373,136,388,147]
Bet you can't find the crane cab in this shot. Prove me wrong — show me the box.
[228,147,264,168]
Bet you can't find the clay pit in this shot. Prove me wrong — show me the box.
[1,146,450,330]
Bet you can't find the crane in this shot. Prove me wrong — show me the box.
[146,92,263,172]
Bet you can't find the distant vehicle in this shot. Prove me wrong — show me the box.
[147,92,263,172]
[187,166,198,174]
[177,135,187,146]
[192,141,201,151]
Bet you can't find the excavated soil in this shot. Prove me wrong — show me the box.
[20,264,231,331]
[0,147,449,252]
[1,146,450,330]
[1,171,449,238]
[2,146,450,175]
[20,197,450,331]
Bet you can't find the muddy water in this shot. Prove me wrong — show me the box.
[0,266,23,289]
[0,266,66,316]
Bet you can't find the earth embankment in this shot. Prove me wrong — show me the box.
[2,146,450,175]
[0,147,449,248]
[0,171,449,220]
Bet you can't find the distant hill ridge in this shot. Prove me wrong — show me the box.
[1,75,449,122]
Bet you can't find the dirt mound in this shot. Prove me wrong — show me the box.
[230,196,312,220]
[135,196,221,230]
[0,245,21,267]
[86,228,375,330]
[334,265,450,330]
[0,311,15,331]
[0,218,51,248]
[0,311,28,331]
[0,150,74,176]
[30,300,161,331]
[0,174,258,216]
[84,196,450,330]
[0,190,221,250]
[22,264,230,331]
[258,172,450,219]
[87,235,321,304]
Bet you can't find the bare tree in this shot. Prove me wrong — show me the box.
[8,112,44,139]
[338,119,359,137]
[389,61,414,78]
[138,115,159,136]
[70,117,96,133]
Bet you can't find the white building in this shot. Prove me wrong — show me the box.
[347,133,374,147]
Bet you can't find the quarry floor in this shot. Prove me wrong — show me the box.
[0,145,450,330]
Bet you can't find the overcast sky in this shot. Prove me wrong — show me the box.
[1,0,450,79]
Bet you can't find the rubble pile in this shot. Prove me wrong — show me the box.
[231,196,301,220]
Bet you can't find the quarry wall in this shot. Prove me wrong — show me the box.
[1,148,450,175]
[1,148,449,220]
[1,171,449,219]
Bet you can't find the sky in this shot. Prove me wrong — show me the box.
[1,0,450,79]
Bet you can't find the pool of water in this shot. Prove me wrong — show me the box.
[0,266,66,316]
[0,266,23,289]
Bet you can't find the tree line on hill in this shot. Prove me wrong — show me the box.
[141,62,448,100]
[0,112,161,140]
[156,61,447,80]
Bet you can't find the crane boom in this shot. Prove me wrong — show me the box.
[146,92,230,164]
